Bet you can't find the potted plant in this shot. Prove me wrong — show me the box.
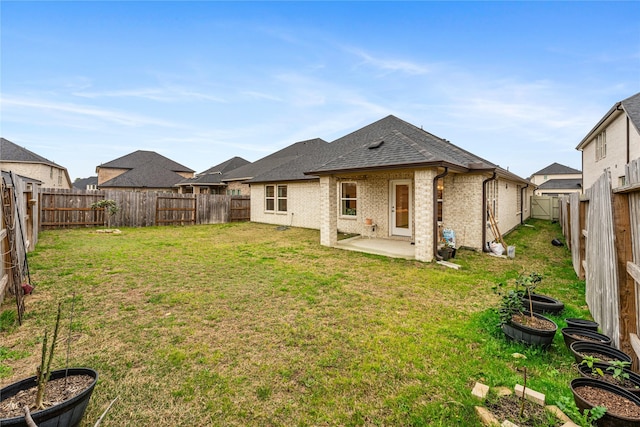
[438,239,455,260]
[494,275,557,347]
[570,377,640,426]
[0,302,98,427]
[570,341,632,365]
[516,272,564,314]
[578,357,640,396]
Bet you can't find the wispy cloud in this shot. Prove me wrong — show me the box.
[346,47,431,75]
[72,86,225,103]
[1,95,179,128]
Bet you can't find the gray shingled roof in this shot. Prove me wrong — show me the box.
[537,178,582,190]
[199,156,250,176]
[223,138,328,182]
[99,150,194,173]
[73,176,98,189]
[577,92,640,149]
[307,115,498,174]
[532,162,581,176]
[1,138,65,168]
[99,150,194,188]
[622,92,640,133]
[177,156,250,186]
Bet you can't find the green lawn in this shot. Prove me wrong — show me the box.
[1,220,591,426]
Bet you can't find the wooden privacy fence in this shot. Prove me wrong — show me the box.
[40,189,250,229]
[531,195,559,221]
[559,158,640,363]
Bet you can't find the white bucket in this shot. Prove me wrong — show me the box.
[507,246,516,259]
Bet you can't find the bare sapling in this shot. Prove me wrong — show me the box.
[35,302,62,410]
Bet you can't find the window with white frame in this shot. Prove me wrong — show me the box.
[265,185,275,211]
[595,130,606,161]
[277,185,287,212]
[340,182,357,216]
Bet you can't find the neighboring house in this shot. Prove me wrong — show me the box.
[96,150,195,192]
[576,92,640,190]
[529,163,582,196]
[0,138,72,189]
[175,156,249,194]
[221,138,329,196]
[73,176,98,190]
[246,115,534,262]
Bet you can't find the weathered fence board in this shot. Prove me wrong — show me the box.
[559,158,640,359]
[39,189,250,229]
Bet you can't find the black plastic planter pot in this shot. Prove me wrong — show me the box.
[0,368,98,427]
[520,293,564,314]
[577,362,640,397]
[566,318,599,331]
[562,327,612,349]
[501,311,557,348]
[571,377,640,426]
[570,341,632,365]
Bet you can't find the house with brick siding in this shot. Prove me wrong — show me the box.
[247,115,534,262]
[96,150,195,192]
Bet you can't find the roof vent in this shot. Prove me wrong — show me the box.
[368,140,384,149]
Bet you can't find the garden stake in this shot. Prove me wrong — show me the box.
[65,292,76,388]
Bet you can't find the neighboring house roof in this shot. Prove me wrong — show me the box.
[73,176,98,189]
[177,156,250,187]
[531,162,581,176]
[536,178,582,191]
[98,150,194,188]
[577,92,640,150]
[223,138,329,182]
[199,156,250,176]
[1,138,66,169]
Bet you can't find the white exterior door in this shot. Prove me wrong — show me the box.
[390,180,411,237]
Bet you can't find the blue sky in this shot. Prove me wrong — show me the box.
[1,1,639,181]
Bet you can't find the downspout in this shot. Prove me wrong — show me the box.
[482,171,497,252]
[520,183,529,224]
[627,116,630,164]
[433,167,449,261]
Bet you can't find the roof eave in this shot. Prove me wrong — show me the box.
[576,102,623,150]
[304,161,470,176]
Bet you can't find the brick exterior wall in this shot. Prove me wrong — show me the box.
[97,167,128,185]
[251,180,322,230]
[250,169,531,262]
[226,181,249,196]
[442,173,484,251]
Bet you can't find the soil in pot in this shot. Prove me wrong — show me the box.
[578,362,640,393]
[562,327,612,349]
[486,394,562,426]
[570,342,632,365]
[0,374,93,419]
[512,313,556,331]
[574,384,640,419]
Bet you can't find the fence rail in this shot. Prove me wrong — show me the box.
[559,158,640,364]
[39,189,250,229]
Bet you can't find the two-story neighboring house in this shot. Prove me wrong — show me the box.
[576,92,640,190]
[96,150,195,192]
[0,138,72,189]
[529,162,582,196]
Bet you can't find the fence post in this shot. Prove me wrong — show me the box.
[613,191,637,368]
[578,199,587,280]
